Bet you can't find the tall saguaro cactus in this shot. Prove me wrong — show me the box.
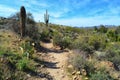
[44,10,49,27]
[20,6,26,37]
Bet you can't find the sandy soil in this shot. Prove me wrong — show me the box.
[41,42,70,80]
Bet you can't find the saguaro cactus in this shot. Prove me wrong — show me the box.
[44,10,49,27]
[20,6,26,37]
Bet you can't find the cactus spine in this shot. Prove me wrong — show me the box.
[44,10,49,27]
[20,6,26,37]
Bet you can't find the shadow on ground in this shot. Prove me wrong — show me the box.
[25,57,59,80]
[33,57,59,69]
[25,68,53,80]
[34,43,68,53]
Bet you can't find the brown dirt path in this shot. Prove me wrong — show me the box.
[41,42,70,80]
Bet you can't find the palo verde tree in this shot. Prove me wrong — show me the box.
[20,6,26,38]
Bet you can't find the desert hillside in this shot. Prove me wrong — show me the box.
[0,6,120,80]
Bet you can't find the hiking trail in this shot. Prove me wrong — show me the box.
[41,42,70,80]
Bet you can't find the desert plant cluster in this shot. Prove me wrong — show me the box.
[0,6,120,80]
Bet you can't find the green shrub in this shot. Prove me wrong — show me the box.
[90,72,114,80]
[0,48,6,55]
[71,55,85,70]
[0,62,27,80]
[71,36,89,49]
[98,25,108,33]
[53,32,72,49]
[40,29,50,42]
[0,52,27,80]
[16,57,28,71]
[107,30,117,42]
[16,57,34,71]
[9,12,38,39]
[71,36,94,54]
[53,32,62,46]
[59,36,72,49]
[88,34,107,50]
[70,54,94,75]
[20,41,34,58]
[90,67,114,80]
[104,43,120,70]
[94,51,106,60]
[109,56,120,71]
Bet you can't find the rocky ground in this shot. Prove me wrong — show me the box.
[40,42,70,80]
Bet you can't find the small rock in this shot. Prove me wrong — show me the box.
[38,73,45,77]
[73,75,77,80]
[81,69,87,76]
[27,74,31,77]
[68,65,73,69]
[118,75,120,78]
[62,75,65,78]
[61,65,64,68]
[61,69,64,72]
[76,71,81,75]
[81,69,85,72]
[72,71,76,75]
[18,39,21,41]
[32,43,35,46]
[0,57,3,62]
[85,77,89,80]
[57,71,59,73]
[41,65,45,68]
[8,35,11,37]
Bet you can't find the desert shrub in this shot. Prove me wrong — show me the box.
[88,34,107,50]
[104,43,120,70]
[16,57,34,71]
[20,41,34,58]
[71,36,89,49]
[0,47,7,55]
[71,55,86,70]
[97,25,108,33]
[107,30,117,42]
[71,34,107,51]
[70,54,95,76]
[53,32,62,45]
[0,17,7,26]
[94,51,106,60]
[90,67,114,80]
[26,25,40,40]
[71,36,94,54]
[0,52,27,80]
[59,36,72,49]
[16,58,28,71]
[0,62,27,80]
[40,29,51,42]
[109,28,120,42]
[0,62,14,80]
[0,47,34,71]
[110,56,120,70]
[90,72,114,80]
[53,32,72,49]
[8,12,40,40]
[80,44,94,54]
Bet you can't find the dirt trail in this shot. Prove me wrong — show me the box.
[41,42,70,80]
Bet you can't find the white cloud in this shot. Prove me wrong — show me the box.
[72,0,91,9]
[32,12,45,22]
[0,5,17,12]
[0,5,17,17]
[50,11,64,18]
[0,0,120,27]
[52,16,120,27]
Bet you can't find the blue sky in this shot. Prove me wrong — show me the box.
[0,0,120,27]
